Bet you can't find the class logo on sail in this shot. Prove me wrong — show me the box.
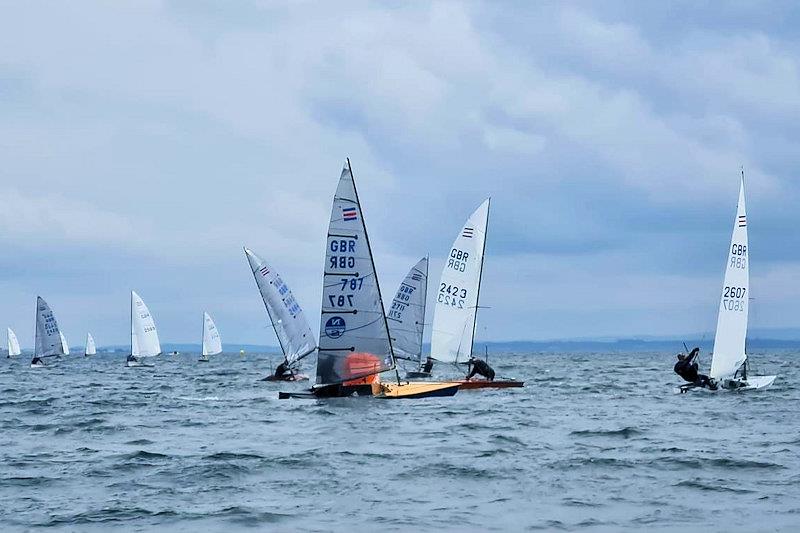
[462,226,474,238]
[738,215,746,227]
[325,316,346,338]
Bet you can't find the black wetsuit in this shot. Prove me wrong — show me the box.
[274,361,291,379]
[674,348,713,388]
[422,358,433,373]
[126,354,137,363]
[466,358,495,381]
[31,357,43,366]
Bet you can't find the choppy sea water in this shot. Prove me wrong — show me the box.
[0,351,797,532]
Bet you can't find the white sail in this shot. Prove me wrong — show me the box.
[245,248,316,364]
[34,296,65,358]
[85,333,96,356]
[201,312,222,356]
[131,291,161,358]
[430,199,490,364]
[710,179,749,380]
[7,327,21,356]
[316,159,395,385]
[60,332,70,355]
[387,257,428,363]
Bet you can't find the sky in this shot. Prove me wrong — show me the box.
[2,1,800,347]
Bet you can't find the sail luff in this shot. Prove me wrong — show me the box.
[710,177,749,380]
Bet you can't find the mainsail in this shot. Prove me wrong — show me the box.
[710,178,749,380]
[85,333,96,356]
[131,291,162,358]
[60,332,70,355]
[34,296,65,359]
[316,159,395,385]
[430,199,490,364]
[244,248,315,365]
[387,257,428,363]
[7,327,21,357]
[201,312,222,356]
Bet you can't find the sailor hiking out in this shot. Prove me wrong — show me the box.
[674,347,715,389]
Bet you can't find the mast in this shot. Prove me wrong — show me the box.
[469,197,490,358]
[419,255,429,365]
[346,157,400,385]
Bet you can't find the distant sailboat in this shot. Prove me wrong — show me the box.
[280,159,459,399]
[60,332,70,355]
[31,297,65,368]
[245,247,316,380]
[199,312,222,362]
[6,327,21,358]
[429,199,523,389]
[84,333,96,357]
[386,258,430,378]
[128,291,161,367]
[697,173,776,391]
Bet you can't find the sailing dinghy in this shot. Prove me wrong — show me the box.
[387,258,432,379]
[280,159,459,399]
[84,333,96,357]
[428,199,523,389]
[199,312,222,362]
[7,327,21,358]
[128,291,161,367]
[60,332,70,355]
[245,248,314,381]
[679,174,776,392]
[31,297,65,368]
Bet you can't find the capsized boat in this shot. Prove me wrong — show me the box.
[31,296,65,368]
[245,247,315,381]
[7,327,21,358]
[386,257,431,379]
[428,199,523,389]
[84,333,96,357]
[679,172,776,392]
[280,159,459,399]
[199,311,222,362]
[127,291,161,368]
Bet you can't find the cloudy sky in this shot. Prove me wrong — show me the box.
[2,1,800,347]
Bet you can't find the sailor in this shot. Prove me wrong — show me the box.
[464,355,495,381]
[126,354,137,364]
[421,356,434,374]
[274,359,293,380]
[674,347,714,389]
[31,356,43,366]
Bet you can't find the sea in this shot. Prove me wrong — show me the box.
[0,351,798,532]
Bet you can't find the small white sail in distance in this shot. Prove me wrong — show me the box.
[430,198,490,365]
[201,312,222,357]
[710,177,750,380]
[244,248,316,365]
[85,333,96,356]
[131,291,162,358]
[60,332,70,355]
[7,327,21,356]
[387,257,428,363]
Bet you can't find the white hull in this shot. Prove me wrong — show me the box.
[30,362,45,369]
[675,374,777,394]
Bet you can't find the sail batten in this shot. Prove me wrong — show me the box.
[131,291,161,358]
[710,178,749,380]
[387,258,428,363]
[244,248,315,364]
[201,312,222,356]
[430,199,490,365]
[34,297,64,359]
[315,159,395,386]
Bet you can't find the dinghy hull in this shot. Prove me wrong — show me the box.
[261,373,310,382]
[452,379,524,390]
[373,381,460,399]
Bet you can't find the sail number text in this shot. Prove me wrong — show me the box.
[722,286,746,311]
[438,283,467,309]
[730,243,747,269]
[329,239,357,269]
[388,284,415,320]
[447,248,469,272]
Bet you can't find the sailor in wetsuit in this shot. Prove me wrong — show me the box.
[274,360,293,380]
[421,356,434,374]
[674,347,714,389]
[31,356,43,366]
[464,355,495,381]
[126,354,137,364]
